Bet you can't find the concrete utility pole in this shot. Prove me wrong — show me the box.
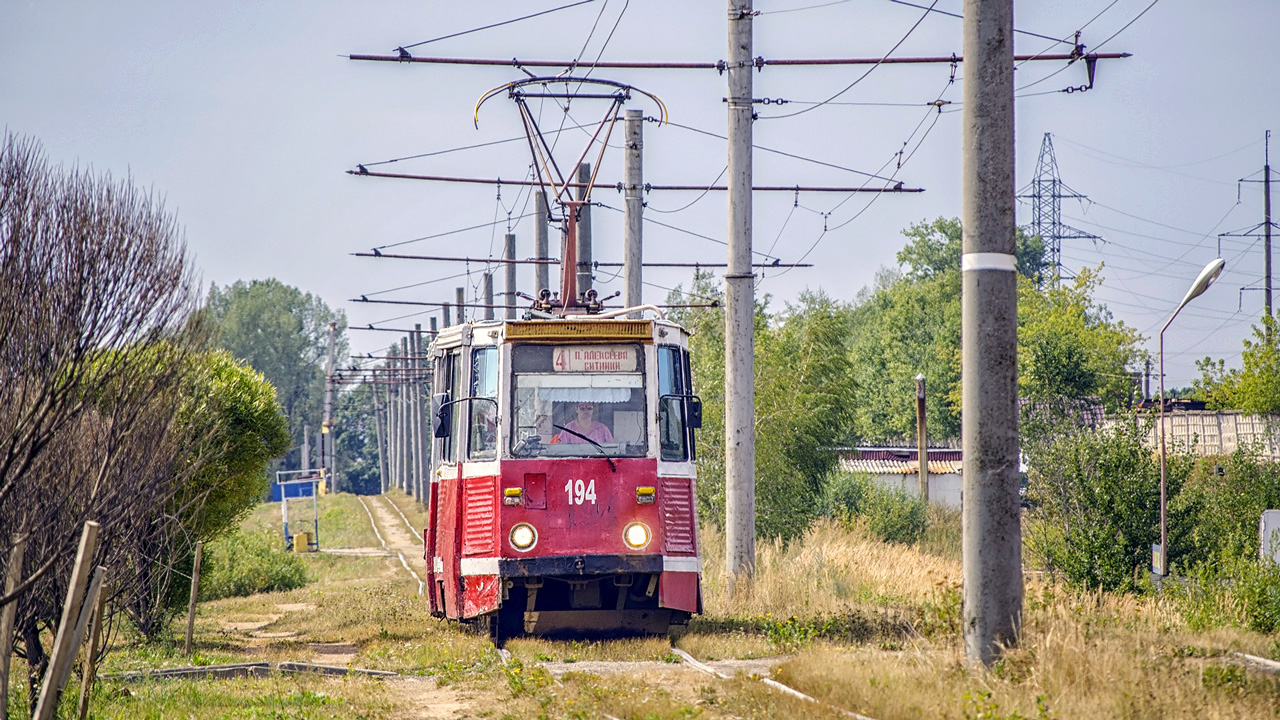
[916,374,928,501]
[416,325,431,504]
[482,273,495,320]
[301,424,311,472]
[504,233,517,320]
[724,0,756,593]
[384,345,399,489]
[960,0,1022,667]
[322,321,337,492]
[409,328,424,502]
[401,336,413,500]
[395,348,406,494]
[536,190,550,296]
[1266,131,1272,320]
[455,287,466,324]
[624,109,644,316]
[373,387,389,494]
[576,164,594,295]
[442,302,452,328]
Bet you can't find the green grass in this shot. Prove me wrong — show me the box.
[242,493,382,549]
[84,674,398,720]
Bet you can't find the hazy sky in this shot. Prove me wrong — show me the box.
[4,1,1277,387]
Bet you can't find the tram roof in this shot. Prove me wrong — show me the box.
[431,316,691,349]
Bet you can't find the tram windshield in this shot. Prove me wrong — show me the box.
[510,343,648,458]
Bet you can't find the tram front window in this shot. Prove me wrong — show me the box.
[510,343,647,458]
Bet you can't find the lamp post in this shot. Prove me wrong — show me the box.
[1156,257,1226,576]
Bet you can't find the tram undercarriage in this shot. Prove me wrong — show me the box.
[483,570,689,640]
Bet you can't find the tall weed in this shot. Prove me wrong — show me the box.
[822,471,928,545]
[199,529,308,600]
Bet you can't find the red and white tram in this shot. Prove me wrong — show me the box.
[423,315,704,639]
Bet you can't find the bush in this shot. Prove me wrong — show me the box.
[1176,447,1280,566]
[199,529,308,601]
[1023,414,1196,591]
[1167,555,1280,633]
[822,472,928,544]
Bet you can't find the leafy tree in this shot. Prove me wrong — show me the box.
[1175,447,1280,565]
[1018,267,1144,411]
[844,218,1140,443]
[129,348,291,637]
[206,279,348,468]
[669,275,856,539]
[845,265,962,443]
[843,218,1049,443]
[334,382,383,495]
[1194,316,1280,413]
[179,349,292,539]
[896,216,1048,282]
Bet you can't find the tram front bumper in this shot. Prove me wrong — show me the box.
[499,553,662,577]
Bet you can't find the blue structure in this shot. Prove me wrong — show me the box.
[270,481,315,502]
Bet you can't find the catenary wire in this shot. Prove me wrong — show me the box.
[758,0,941,120]
[661,119,900,183]
[372,214,537,251]
[398,0,597,51]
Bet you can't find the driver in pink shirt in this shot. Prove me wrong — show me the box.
[557,402,614,444]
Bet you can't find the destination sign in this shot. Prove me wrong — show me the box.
[552,345,638,373]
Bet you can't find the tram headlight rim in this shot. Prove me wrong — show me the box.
[509,522,538,552]
[622,521,652,550]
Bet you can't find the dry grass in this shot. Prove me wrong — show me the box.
[687,519,1280,719]
[14,496,1277,720]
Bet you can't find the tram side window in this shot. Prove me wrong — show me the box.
[436,350,463,464]
[468,347,498,460]
[658,345,690,462]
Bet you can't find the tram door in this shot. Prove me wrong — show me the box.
[428,348,463,616]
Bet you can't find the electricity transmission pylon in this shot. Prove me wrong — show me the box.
[1020,133,1101,286]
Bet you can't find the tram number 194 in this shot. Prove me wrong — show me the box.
[564,478,597,505]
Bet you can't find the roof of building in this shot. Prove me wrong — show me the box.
[841,459,964,475]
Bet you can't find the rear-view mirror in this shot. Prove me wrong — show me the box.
[431,393,451,438]
[687,396,703,430]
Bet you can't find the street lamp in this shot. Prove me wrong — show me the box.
[1156,257,1226,576]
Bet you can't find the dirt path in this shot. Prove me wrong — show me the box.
[382,677,490,719]
[368,495,423,554]
[357,495,426,594]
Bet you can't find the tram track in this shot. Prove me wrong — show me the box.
[493,635,881,719]
[361,493,880,717]
[356,494,424,594]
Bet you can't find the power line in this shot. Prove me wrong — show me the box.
[370,214,536,251]
[348,168,923,193]
[661,119,902,183]
[347,51,1131,70]
[397,0,597,52]
[758,0,942,120]
[1092,0,1162,52]
[881,0,1070,45]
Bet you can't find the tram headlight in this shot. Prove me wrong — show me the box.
[623,522,651,550]
[509,523,538,551]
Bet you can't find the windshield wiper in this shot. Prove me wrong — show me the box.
[552,424,617,472]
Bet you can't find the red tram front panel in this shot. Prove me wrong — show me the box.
[429,457,700,620]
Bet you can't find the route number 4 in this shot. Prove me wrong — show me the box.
[564,478,597,505]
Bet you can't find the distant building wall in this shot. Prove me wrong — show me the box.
[1139,411,1280,460]
[841,458,963,509]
